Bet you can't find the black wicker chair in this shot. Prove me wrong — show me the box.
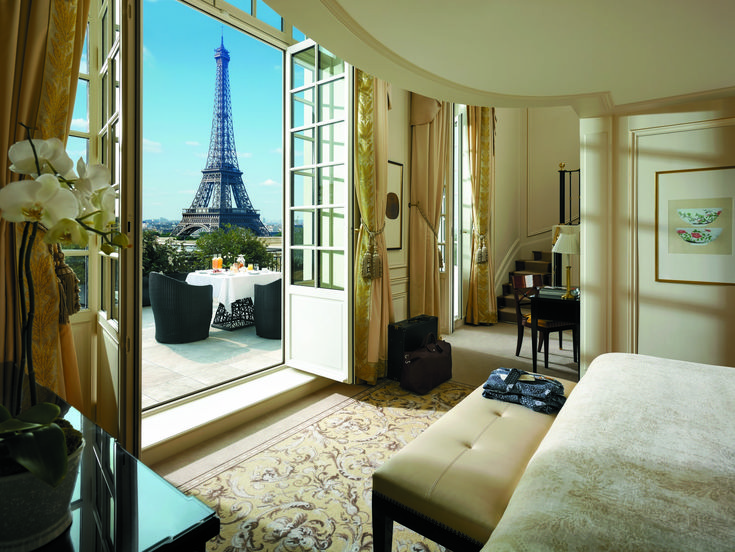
[149,272,213,344]
[254,278,282,339]
[143,271,188,307]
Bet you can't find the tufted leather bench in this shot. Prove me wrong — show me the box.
[372,378,576,551]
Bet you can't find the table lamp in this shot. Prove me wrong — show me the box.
[552,225,580,300]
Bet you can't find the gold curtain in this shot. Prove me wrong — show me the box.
[354,69,394,384]
[1,0,90,409]
[465,106,498,324]
[408,94,451,319]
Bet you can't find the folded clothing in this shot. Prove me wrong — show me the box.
[482,368,566,414]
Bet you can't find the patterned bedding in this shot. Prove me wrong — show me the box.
[482,353,735,551]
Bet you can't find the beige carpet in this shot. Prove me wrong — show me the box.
[178,379,475,552]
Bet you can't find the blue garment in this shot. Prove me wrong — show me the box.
[482,368,566,414]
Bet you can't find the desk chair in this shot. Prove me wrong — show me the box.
[512,274,577,367]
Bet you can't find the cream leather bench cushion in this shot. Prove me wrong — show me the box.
[373,377,576,545]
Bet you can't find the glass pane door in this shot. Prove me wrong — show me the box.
[284,41,352,382]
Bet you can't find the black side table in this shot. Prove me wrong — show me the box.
[36,392,220,551]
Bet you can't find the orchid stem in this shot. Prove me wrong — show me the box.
[19,123,43,177]
[17,221,38,408]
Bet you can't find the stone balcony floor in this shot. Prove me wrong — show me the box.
[142,306,282,410]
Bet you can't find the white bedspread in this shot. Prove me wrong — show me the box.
[483,353,735,551]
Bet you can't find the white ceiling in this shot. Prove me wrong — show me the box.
[267,0,735,116]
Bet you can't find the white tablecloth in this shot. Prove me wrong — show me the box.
[186,270,282,312]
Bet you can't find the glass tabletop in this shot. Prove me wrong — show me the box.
[37,397,219,551]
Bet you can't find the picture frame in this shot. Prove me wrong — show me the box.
[385,161,404,250]
[655,165,735,285]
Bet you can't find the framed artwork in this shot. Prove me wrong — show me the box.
[385,161,404,250]
[655,165,735,285]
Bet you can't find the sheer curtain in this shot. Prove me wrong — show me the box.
[354,69,394,384]
[465,106,498,324]
[408,94,451,319]
[0,0,90,410]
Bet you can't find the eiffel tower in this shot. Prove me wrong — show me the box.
[172,38,269,238]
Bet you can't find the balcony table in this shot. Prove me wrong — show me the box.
[185,269,282,330]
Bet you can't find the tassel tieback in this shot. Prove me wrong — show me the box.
[361,221,385,281]
[410,200,444,270]
[475,233,488,264]
[53,245,81,324]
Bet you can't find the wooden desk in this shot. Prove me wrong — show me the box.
[530,294,580,378]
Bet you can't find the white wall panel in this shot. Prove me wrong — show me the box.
[527,107,580,236]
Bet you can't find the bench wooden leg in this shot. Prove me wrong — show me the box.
[372,492,394,552]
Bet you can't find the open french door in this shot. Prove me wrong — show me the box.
[87,0,141,455]
[284,41,353,383]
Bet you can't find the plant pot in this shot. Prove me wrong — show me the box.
[0,439,84,551]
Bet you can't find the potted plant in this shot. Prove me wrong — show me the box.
[0,127,129,549]
[0,402,84,550]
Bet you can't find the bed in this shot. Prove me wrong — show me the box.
[482,352,735,551]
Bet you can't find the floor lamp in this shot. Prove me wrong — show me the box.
[552,225,580,300]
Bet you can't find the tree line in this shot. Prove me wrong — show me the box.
[143,224,275,274]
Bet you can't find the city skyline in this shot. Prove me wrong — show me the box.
[142,0,284,224]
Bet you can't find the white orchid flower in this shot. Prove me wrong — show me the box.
[0,174,79,228]
[87,185,118,230]
[2,133,128,253]
[8,137,75,178]
[45,218,89,247]
[75,157,110,195]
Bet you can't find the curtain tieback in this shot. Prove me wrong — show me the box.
[474,230,488,265]
[53,244,81,323]
[410,201,443,269]
[360,221,385,281]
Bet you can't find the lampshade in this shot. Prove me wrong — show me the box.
[552,225,580,255]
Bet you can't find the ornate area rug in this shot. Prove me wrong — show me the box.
[180,379,475,552]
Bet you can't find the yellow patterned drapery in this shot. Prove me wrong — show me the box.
[1,0,90,409]
[408,94,451,319]
[354,69,394,384]
[465,106,498,324]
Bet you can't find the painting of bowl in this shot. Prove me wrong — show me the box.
[677,207,722,225]
[675,227,722,245]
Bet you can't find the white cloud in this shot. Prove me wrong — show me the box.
[260,178,280,187]
[185,141,200,147]
[70,118,89,132]
[271,147,283,154]
[239,152,253,159]
[143,138,162,153]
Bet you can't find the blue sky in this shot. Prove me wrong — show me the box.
[142,0,284,223]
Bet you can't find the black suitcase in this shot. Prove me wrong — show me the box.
[387,315,438,380]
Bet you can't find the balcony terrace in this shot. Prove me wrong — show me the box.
[142,306,282,410]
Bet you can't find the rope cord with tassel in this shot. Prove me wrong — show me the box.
[474,227,488,264]
[409,200,444,269]
[360,220,385,281]
[52,244,81,323]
